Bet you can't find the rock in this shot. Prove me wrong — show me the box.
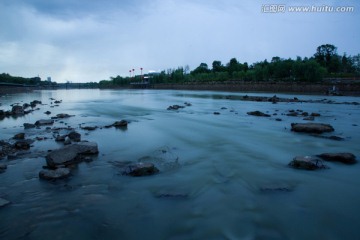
[113,120,128,128]
[64,137,71,145]
[46,142,99,167]
[303,116,315,121]
[317,153,357,164]
[13,133,25,140]
[44,111,51,115]
[24,123,36,129]
[81,126,97,131]
[289,156,328,170]
[123,162,159,176]
[167,105,184,110]
[291,123,334,134]
[39,168,71,180]
[184,102,192,107]
[311,112,321,117]
[0,163,7,172]
[35,119,54,126]
[55,135,66,142]
[286,112,298,117]
[14,140,31,150]
[310,135,344,141]
[30,100,42,107]
[68,131,81,142]
[247,111,271,117]
[23,103,30,109]
[55,113,72,119]
[275,118,282,121]
[213,112,220,115]
[0,198,10,207]
[54,100,62,104]
[11,105,24,115]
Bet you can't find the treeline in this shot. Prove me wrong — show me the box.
[99,44,360,87]
[0,73,55,86]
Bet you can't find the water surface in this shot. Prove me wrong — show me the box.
[0,89,359,239]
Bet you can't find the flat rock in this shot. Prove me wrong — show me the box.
[291,123,334,134]
[39,168,71,180]
[247,111,271,117]
[35,119,54,126]
[317,152,357,164]
[0,197,10,207]
[46,142,99,167]
[289,156,328,170]
[123,162,159,176]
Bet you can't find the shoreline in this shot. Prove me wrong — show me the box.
[149,82,360,96]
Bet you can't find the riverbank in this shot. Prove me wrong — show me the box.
[150,81,360,96]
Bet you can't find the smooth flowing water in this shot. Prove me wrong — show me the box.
[0,89,359,240]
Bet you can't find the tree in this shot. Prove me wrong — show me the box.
[314,44,339,73]
[191,63,211,75]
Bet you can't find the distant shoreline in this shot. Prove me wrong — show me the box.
[2,82,360,97]
[149,82,360,96]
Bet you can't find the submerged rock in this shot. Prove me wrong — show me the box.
[35,119,54,126]
[167,105,185,110]
[291,123,334,134]
[0,197,10,207]
[289,156,328,170]
[24,123,36,129]
[46,142,99,168]
[0,163,7,173]
[113,120,128,128]
[317,153,357,164]
[39,168,71,180]
[123,162,159,177]
[247,111,271,117]
[13,133,25,140]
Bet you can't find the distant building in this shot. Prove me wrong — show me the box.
[47,77,51,82]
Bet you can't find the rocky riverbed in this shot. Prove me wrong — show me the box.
[0,89,359,239]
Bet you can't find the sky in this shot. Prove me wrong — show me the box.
[0,0,359,83]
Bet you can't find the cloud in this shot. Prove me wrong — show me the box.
[0,0,359,83]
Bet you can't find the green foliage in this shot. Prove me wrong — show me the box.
[0,73,52,86]
[99,44,359,86]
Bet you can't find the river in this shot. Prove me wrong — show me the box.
[0,89,359,239]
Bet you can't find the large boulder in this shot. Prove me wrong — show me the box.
[39,168,71,180]
[291,123,334,134]
[289,156,328,170]
[123,162,159,176]
[317,153,357,164]
[46,142,99,167]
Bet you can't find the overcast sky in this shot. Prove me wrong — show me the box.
[0,0,359,83]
